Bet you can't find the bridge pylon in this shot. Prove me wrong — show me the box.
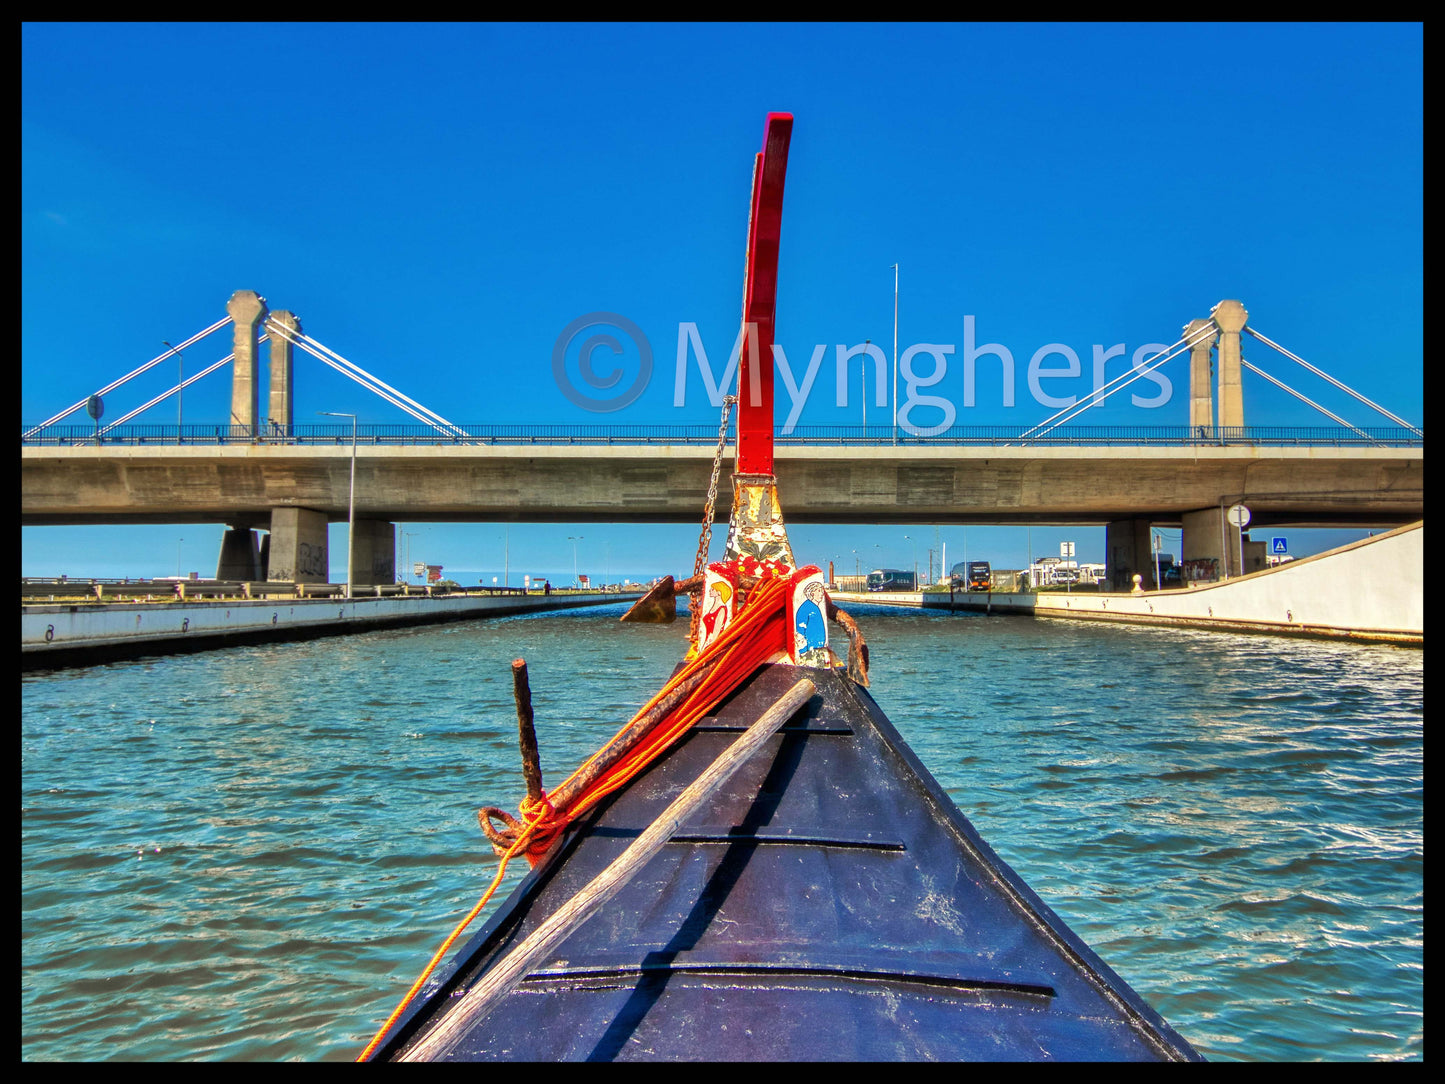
[226,290,268,435]
[1212,299,1249,430]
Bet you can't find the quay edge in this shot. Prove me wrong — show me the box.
[833,521,1422,647]
[21,590,643,671]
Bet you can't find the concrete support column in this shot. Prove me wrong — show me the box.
[1183,506,1266,580]
[1105,517,1153,592]
[1242,537,1267,576]
[217,528,262,581]
[259,531,270,580]
[350,520,396,587]
[1182,507,1231,580]
[1212,299,1248,435]
[267,310,300,439]
[1185,317,1217,437]
[227,290,269,437]
[268,507,329,583]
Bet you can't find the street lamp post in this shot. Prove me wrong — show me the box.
[318,412,356,598]
[862,338,870,434]
[176,537,183,579]
[890,264,899,446]
[401,529,417,584]
[568,535,583,588]
[904,535,916,584]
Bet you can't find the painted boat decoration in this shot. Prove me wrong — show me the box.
[359,114,1203,1062]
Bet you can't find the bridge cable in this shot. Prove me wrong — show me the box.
[267,321,470,441]
[1239,357,1381,444]
[96,345,261,435]
[24,316,234,436]
[271,330,468,442]
[1245,326,1422,437]
[287,326,469,438]
[272,330,454,436]
[1012,321,1219,443]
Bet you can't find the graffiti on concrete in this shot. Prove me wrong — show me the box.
[296,542,326,577]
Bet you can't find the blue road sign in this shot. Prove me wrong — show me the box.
[1271,537,1288,554]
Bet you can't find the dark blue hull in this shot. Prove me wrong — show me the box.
[370,663,1202,1061]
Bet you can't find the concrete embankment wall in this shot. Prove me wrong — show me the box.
[830,522,1422,645]
[22,591,642,669]
[1029,522,1421,644]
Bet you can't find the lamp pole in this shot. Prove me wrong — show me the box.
[318,412,356,598]
[904,534,916,584]
[890,264,899,446]
[402,529,417,583]
[176,537,183,579]
[568,535,583,588]
[862,338,870,433]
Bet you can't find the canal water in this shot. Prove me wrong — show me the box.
[21,603,1422,1061]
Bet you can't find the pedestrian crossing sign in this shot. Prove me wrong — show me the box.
[1271,537,1288,555]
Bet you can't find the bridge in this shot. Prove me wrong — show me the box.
[21,291,1423,591]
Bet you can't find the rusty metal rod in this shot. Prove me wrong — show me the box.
[511,659,543,805]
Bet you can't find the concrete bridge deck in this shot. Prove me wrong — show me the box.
[20,442,1423,528]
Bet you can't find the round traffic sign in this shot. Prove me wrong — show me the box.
[86,394,104,421]
[1227,504,1251,527]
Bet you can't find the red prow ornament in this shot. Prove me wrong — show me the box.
[736,112,792,476]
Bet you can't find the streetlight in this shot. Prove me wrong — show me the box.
[176,537,183,579]
[904,534,916,584]
[317,411,356,598]
[851,548,860,578]
[401,528,418,584]
[891,263,899,446]
[163,340,184,435]
[567,535,583,588]
[862,338,870,433]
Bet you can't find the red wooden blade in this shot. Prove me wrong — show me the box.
[736,113,792,476]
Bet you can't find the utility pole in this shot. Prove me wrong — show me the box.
[862,338,870,433]
[891,263,899,446]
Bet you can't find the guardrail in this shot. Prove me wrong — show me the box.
[18,423,1425,447]
[20,579,638,602]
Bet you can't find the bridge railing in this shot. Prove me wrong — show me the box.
[19,423,1424,447]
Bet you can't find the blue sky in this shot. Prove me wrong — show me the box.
[22,23,1422,580]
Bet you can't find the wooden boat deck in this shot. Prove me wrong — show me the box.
[370,663,1202,1061]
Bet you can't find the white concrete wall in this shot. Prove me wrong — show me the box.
[22,591,640,655]
[832,524,1421,644]
[1034,523,1421,641]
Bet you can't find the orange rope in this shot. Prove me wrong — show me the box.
[357,572,792,1060]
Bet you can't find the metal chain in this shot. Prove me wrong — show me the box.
[688,395,735,649]
[693,394,736,578]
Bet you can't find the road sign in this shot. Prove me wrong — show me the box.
[86,395,104,420]
[1271,537,1288,555]
[1227,504,1251,527]
[413,562,426,576]
[1061,541,1075,558]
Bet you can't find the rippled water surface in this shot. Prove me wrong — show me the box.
[22,604,1422,1060]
